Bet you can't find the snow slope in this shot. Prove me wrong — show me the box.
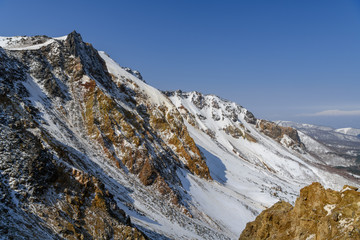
[167,91,358,236]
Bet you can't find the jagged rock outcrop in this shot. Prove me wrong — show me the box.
[166,90,259,143]
[257,120,305,150]
[244,109,256,124]
[240,182,360,240]
[123,67,144,82]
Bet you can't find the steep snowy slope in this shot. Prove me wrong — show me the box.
[166,91,359,234]
[0,32,358,240]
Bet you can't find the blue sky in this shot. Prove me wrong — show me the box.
[1,0,360,128]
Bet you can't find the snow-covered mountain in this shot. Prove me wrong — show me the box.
[335,127,360,137]
[0,32,358,240]
[277,121,360,158]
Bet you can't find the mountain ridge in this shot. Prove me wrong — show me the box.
[0,31,358,239]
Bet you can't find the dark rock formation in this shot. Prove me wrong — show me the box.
[123,67,145,82]
[257,120,304,150]
[244,110,256,124]
[191,91,207,109]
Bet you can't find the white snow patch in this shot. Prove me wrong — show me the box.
[341,186,354,192]
[8,39,56,50]
[324,204,336,216]
[339,218,353,229]
[0,35,67,50]
[53,35,68,41]
[306,234,316,240]
[280,134,293,147]
[335,127,360,136]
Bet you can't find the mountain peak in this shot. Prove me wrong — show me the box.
[65,30,85,56]
[68,30,82,38]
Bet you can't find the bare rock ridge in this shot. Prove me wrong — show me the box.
[240,182,360,240]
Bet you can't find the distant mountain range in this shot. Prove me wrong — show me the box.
[276,121,360,158]
[0,31,358,239]
[335,127,360,137]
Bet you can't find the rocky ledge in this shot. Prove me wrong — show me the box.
[240,182,360,240]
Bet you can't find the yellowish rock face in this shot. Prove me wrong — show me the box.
[240,182,360,240]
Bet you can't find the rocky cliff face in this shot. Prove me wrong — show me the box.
[256,120,305,151]
[0,31,214,239]
[0,33,149,239]
[240,182,360,240]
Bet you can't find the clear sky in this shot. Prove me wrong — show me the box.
[1,0,360,128]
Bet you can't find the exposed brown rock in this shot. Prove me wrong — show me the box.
[177,104,198,128]
[43,166,148,240]
[49,32,212,192]
[223,125,243,139]
[257,120,304,149]
[223,125,257,143]
[239,182,360,240]
[0,112,147,239]
[244,132,257,143]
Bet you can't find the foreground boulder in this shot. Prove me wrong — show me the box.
[240,182,360,240]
